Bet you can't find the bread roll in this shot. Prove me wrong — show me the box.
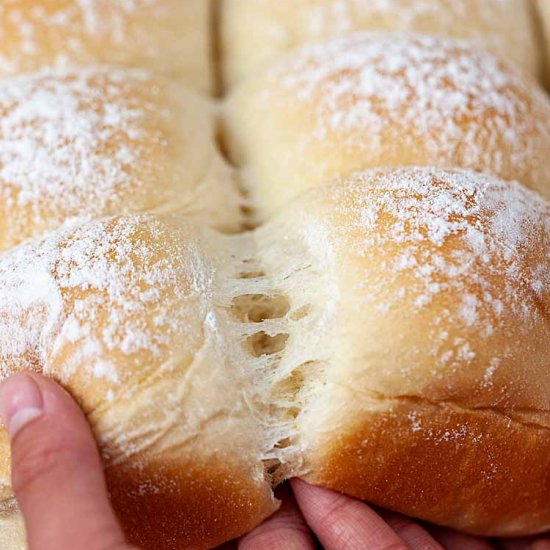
[0,215,281,549]
[0,167,547,546]
[225,33,550,219]
[221,0,540,87]
[0,66,240,253]
[0,0,212,92]
[258,167,550,537]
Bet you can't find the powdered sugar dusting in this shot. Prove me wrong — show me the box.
[229,0,537,86]
[75,0,160,38]
[0,215,209,386]
[0,66,170,247]
[297,0,526,55]
[266,33,550,187]
[0,0,164,73]
[326,167,549,370]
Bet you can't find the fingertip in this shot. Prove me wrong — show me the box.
[0,374,44,438]
[291,479,408,550]
[289,478,320,501]
[290,477,344,512]
[2,372,96,458]
[377,510,443,549]
[289,478,306,490]
[0,373,128,550]
[239,482,315,550]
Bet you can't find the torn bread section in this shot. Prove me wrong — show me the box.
[0,215,277,550]
[222,225,336,486]
[0,167,548,544]
[258,166,550,536]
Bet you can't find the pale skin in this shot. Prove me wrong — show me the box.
[0,374,548,550]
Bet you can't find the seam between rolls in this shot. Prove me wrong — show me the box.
[531,0,550,87]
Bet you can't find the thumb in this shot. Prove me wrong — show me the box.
[0,373,133,550]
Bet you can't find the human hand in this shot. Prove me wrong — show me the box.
[0,373,135,550]
[235,479,550,550]
[236,478,482,550]
[236,479,550,550]
[1,373,549,550]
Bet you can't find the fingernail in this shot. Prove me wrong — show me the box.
[0,375,44,438]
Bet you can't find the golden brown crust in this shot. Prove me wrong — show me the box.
[222,0,540,87]
[0,1,547,546]
[0,167,547,542]
[0,450,279,550]
[0,215,279,549]
[107,457,277,550]
[0,0,212,92]
[265,167,550,537]
[225,33,550,218]
[304,397,550,536]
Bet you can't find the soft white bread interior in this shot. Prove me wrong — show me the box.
[0,167,547,546]
[224,32,550,219]
[0,65,241,252]
[0,0,212,92]
[221,0,541,87]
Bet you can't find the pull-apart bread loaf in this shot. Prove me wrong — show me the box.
[0,167,548,548]
[0,65,240,252]
[0,2,548,550]
[225,32,550,219]
[0,0,212,92]
[221,0,541,87]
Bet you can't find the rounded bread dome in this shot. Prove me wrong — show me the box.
[255,166,550,536]
[0,65,240,252]
[0,166,548,544]
[222,0,540,87]
[0,214,279,549]
[225,32,550,218]
[0,0,212,91]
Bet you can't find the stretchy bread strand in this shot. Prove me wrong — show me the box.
[0,1,548,548]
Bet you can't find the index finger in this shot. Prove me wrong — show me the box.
[291,479,410,550]
[239,482,316,550]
